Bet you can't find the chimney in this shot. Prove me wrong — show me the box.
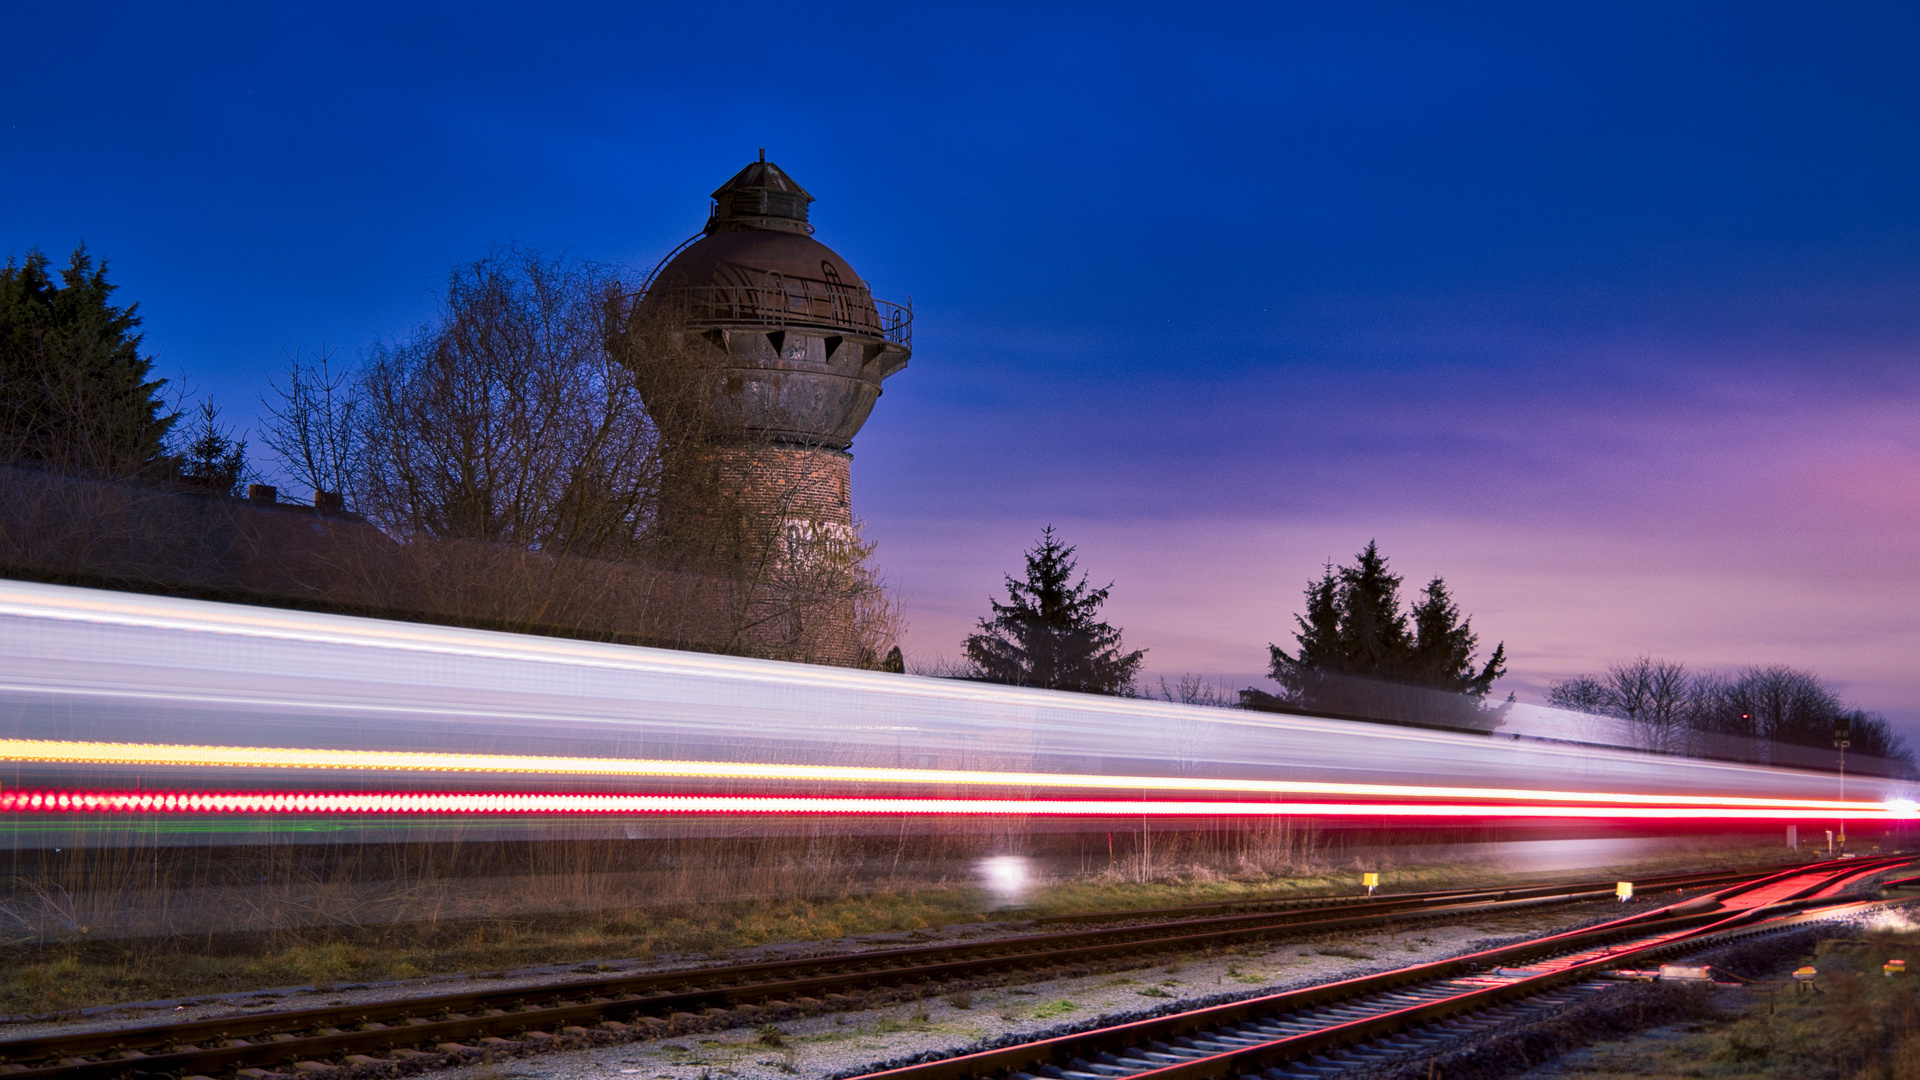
[246,484,277,504]
[313,491,345,513]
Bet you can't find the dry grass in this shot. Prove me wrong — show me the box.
[0,832,1808,1018]
[0,886,992,1016]
[1541,928,1920,1079]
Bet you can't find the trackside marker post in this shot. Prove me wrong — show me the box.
[1616,881,1634,902]
[1363,872,1379,896]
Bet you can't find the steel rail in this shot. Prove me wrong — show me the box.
[0,860,1887,1079]
[851,856,1912,1080]
[1114,893,1911,1080]
[1024,861,1803,926]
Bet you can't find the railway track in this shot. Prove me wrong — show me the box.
[1022,860,1805,925]
[0,860,1881,1079]
[855,855,1917,1080]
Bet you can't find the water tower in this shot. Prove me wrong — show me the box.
[630,155,910,552]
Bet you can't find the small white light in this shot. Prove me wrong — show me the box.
[978,855,1032,904]
[1885,799,1919,818]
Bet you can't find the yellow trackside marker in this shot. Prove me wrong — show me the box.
[1616,881,1634,902]
[1363,872,1379,896]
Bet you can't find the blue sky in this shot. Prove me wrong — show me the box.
[8,2,1920,730]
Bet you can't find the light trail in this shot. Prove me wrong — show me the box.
[0,738,1886,814]
[0,788,1909,820]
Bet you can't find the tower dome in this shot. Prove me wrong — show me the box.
[635,155,910,451]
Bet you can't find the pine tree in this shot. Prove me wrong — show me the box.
[0,245,174,476]
[176,400,249,496]
[1406,578,1506,697]
[1333,542,1411,678]
[964,527,1145,695]
[1271,563,1341,703]
[1247,541,1507,729]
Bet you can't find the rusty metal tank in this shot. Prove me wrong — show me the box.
[634,155,910,450]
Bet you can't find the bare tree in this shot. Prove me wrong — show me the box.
[851,538,908,669]
[705,499,904,666]
[1729,665,1843,750]
[1550,656,1691,749]
[1153,675,1233,776]
[1553,658,1912,775]
[1610,657,1692,754]
[1155,674,1234,707]
[261,348,363,507]
[1546,674,1611,715]
[355,248,660,559]
[1691,665,1842,765]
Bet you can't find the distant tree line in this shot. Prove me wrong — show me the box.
[959,534,1911,776]
[1550,658,1913,777]
[959,537,1505,731]
[958,535,1507,730]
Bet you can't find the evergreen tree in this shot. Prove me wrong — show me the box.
[0,245,174,476]
[1270,563,1341,703]
[176,399,249,496]
[1407,577,1506,697]
[1331,542,1412,679]
[964,527,1145,695]
[1246,541,1508,729]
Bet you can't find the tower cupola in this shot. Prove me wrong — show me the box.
[708,153,815,235]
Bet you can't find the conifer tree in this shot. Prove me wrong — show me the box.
[176,400,249,496]
[0,245,174,476]
[964,527,1145,695]
[1406,578,1506,698]
[1331,542,1412,679]
[1248,541,1507,728]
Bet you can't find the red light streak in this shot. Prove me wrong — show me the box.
[0,788,1907,820]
